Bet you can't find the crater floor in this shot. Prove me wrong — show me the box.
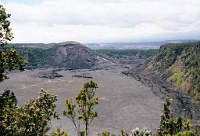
[0,65,163,135]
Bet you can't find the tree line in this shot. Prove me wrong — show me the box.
[96,49,158,59]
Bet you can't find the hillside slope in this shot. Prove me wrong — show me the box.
[46,41,99,69]
[129,41,200,131]
[17,41,107,70]
[147,41,200,103]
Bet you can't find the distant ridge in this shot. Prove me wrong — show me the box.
[84,39,199,49]
[9,39,199,49]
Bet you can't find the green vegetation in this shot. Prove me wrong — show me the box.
[0,89,59,136]
[63,81,98,136]
[0,5,25,82]
[0,6,59,136]
[51,127,68,136]
[96,49,158,59]
[156,98,194,136]
[148,41,200,103]
[98,128,152,136]
[15,47,47,67]
[167,59,184,87]
[189,55,200,103]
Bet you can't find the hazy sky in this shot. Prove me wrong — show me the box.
[1,0,200,43]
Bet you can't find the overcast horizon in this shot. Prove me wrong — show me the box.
[1,0,200,44]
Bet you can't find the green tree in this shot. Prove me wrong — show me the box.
[98,129,152,136]
[0,5,58,136]
[51,127,68,136]
[0,89,59,136]
[0,4,25,82]
[0,90,18,135]
[157,98,195,136]
[63,81,99,136]
[131,128,152,136]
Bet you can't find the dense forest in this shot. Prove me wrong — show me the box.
[147,41,200,103]
[96,49,158,59]
[15,47,47,67]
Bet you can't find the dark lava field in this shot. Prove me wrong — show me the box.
[0,63,163,135]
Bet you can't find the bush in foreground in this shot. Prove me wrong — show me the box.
[0,89,58,136]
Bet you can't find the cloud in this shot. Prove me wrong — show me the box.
[2,0,200,43]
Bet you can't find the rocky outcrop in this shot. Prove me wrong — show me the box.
[33,70,63,79]
[46,41,99,70]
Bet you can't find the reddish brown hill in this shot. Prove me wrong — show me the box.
[46,41,100,69]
